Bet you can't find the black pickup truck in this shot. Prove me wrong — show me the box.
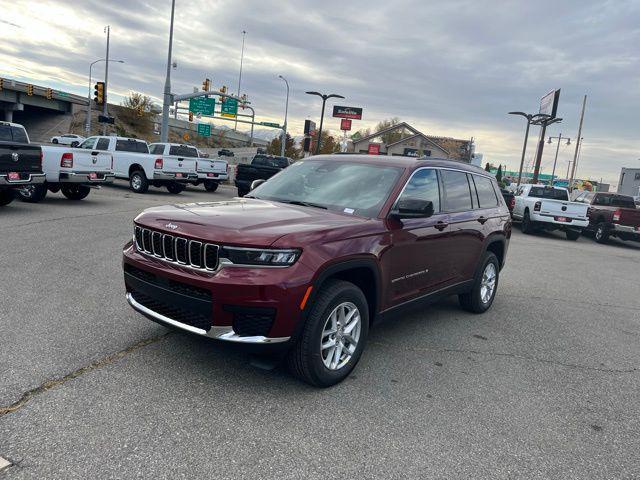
[235,154,291,196]
[0,122,45,206]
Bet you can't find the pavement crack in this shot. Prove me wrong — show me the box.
[371,341,638,374]
[0,333,170,418]
[5,208,145,229]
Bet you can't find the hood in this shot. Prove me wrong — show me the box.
[134,198,370,247]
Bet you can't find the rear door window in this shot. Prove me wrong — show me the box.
[441,170,473,212]
[473,174,499,208]
[116,140,149,153]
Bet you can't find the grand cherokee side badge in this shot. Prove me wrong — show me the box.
[165,222,179,230]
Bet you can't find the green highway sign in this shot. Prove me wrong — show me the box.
[221,98,238,118]
[197,123,211,137]
[261,122,281,128]
[189,97,215,116]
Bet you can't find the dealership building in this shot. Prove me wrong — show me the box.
[618,167,640,196]
[350,122,474,162]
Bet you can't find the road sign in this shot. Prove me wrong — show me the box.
[340,119,352,131]
[98,115,114,124]
[221,98,238,118]
[368,143,381,155]
[261,122,281,128]
[189,97,215,116]
[183,132,190,141]
[197,123,211,137]
[403,147,420,157]
[539,89,560,118]
[333,106,362,120]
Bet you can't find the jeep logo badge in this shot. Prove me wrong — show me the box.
[11,152,19,162]
[165,222,179,230]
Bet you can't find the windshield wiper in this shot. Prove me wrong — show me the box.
[281,200,328,210]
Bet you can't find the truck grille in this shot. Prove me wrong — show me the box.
[134,225,219,271]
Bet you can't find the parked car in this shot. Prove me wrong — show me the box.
[150,142,228,192]
[218,148,235,157]
[123,155,511,387]
[573,191,640,243]
[83,136,197,194]
[0,121,45,206]
[512,184,589,240]
[500,188,515,213]
[50,134,85,147]
[235,154,290,196]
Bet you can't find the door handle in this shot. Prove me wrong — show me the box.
[477,216,488,224]
[91,151,99,155]
[434,221,448,231]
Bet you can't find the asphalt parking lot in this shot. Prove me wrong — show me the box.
[1,182,639,479]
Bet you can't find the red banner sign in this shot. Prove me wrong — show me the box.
[368,143,381,155]
[340,119,352,131]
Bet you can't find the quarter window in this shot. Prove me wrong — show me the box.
[397,168,440,212]
[473,175,499,208]
[441,170,472,211]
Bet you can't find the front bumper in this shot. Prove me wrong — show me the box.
[0,172,46,186]
[59,172,115,184]
[153,172,198,182]
[533,213,589,228]
[122,242,313,344]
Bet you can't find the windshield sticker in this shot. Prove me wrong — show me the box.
[343,208,355,214]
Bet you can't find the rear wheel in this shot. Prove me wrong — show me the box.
[459,252,500,313]
[594,223,610,244]
[237,188,249,197]
[0,189,15,206]
[129,170,149,194]
[287,280,369,387]
[166,182,185,194]
[52,138,59,144]
[565,229,580,241]
[521,210,534,234]
[61,185,91,200]
[18,184,48,203]
[204,180,219,192]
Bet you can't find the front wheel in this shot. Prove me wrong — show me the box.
[287,280,369,387]
[565,229,581,241]
[459,252,500,313]
[129,170,149,194]
[18,184,48,203]
[61,185,91,200]
[0,189,15,206]
[237,188,249,197]
[166,182,185,194]
[204,180,219,192]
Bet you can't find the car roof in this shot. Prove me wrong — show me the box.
[310,154,491,175]
[0,121,26,128]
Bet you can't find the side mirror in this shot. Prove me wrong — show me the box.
[250,179,266,190]
[390,199,434,219]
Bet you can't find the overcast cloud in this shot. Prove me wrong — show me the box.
[1,0,639,183]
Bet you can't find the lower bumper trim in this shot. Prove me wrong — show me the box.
[59,172,115,183]
[0,173,46,185]
[126,293,290,344]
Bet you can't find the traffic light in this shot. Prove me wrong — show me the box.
[27,84,34,96]
[93,82,105,105]
[46,88,53,100]
[202,78,211,91]
[219,85,227,95]
[188,111,194,122]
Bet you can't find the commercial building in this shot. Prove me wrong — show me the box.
[350,122,474,162]
[617,168,640,196]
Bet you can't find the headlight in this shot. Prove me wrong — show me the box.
[221,247,300,266]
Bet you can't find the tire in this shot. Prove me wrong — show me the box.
[521,210,534,234]
[594,223,610,244]
[52,138,58,144]
[18,184,48,203]
[204,180,219,192]
[459,252,500,314]
[565,229,580,241]
[287,280,369,387]
[166,182,185,194]
[237,188,249,197]
[61,185,91,200]
[0,189,15,206]
[129,170,149,194]
[71,141,79,148]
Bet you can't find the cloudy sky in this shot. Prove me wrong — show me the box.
[1,0,638,184]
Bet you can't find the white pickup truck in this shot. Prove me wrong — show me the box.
[149,143,228,192]
[81,136,198,194]
[13,129,114,203]
[512,184,589,240]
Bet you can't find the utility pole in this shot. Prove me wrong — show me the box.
[568,95,587,191]
[160,0,176,143]
[234,30,247,131]
[531,116,562,183]
[102,25,110,135]
[279,75,289,157]
[548,133,571,184]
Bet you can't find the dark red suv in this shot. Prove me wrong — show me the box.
[123,155,511,386]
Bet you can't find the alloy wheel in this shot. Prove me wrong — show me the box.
[480,263,497,304]
[320,302,361,371]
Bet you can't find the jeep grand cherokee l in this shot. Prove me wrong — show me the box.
[123,155,511,387]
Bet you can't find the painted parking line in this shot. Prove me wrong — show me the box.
[0,456,11,471]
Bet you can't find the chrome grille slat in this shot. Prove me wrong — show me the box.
[133,226,219,272]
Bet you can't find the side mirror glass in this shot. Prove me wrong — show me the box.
[390,199,434,219]
[250,179,266,190]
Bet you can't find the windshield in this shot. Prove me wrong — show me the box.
[528,186,569,201]
[250,159,403,218]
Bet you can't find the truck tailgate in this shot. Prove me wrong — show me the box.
[540,199,588,219]
[197,159,227,174]
[0,142,41,173]
[162,156,197,173]
[618,208,640,227]
[67,148,112,171]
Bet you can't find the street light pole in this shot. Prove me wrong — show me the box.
[306,91,345,155]
[531,116,562,184]
[547,133,571,184]
[568,95,587,191]
[102,25,110,135]
[160,0,176,143]
[508,112,549,187]
[278,75,289,157]
[234,30,247,131]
